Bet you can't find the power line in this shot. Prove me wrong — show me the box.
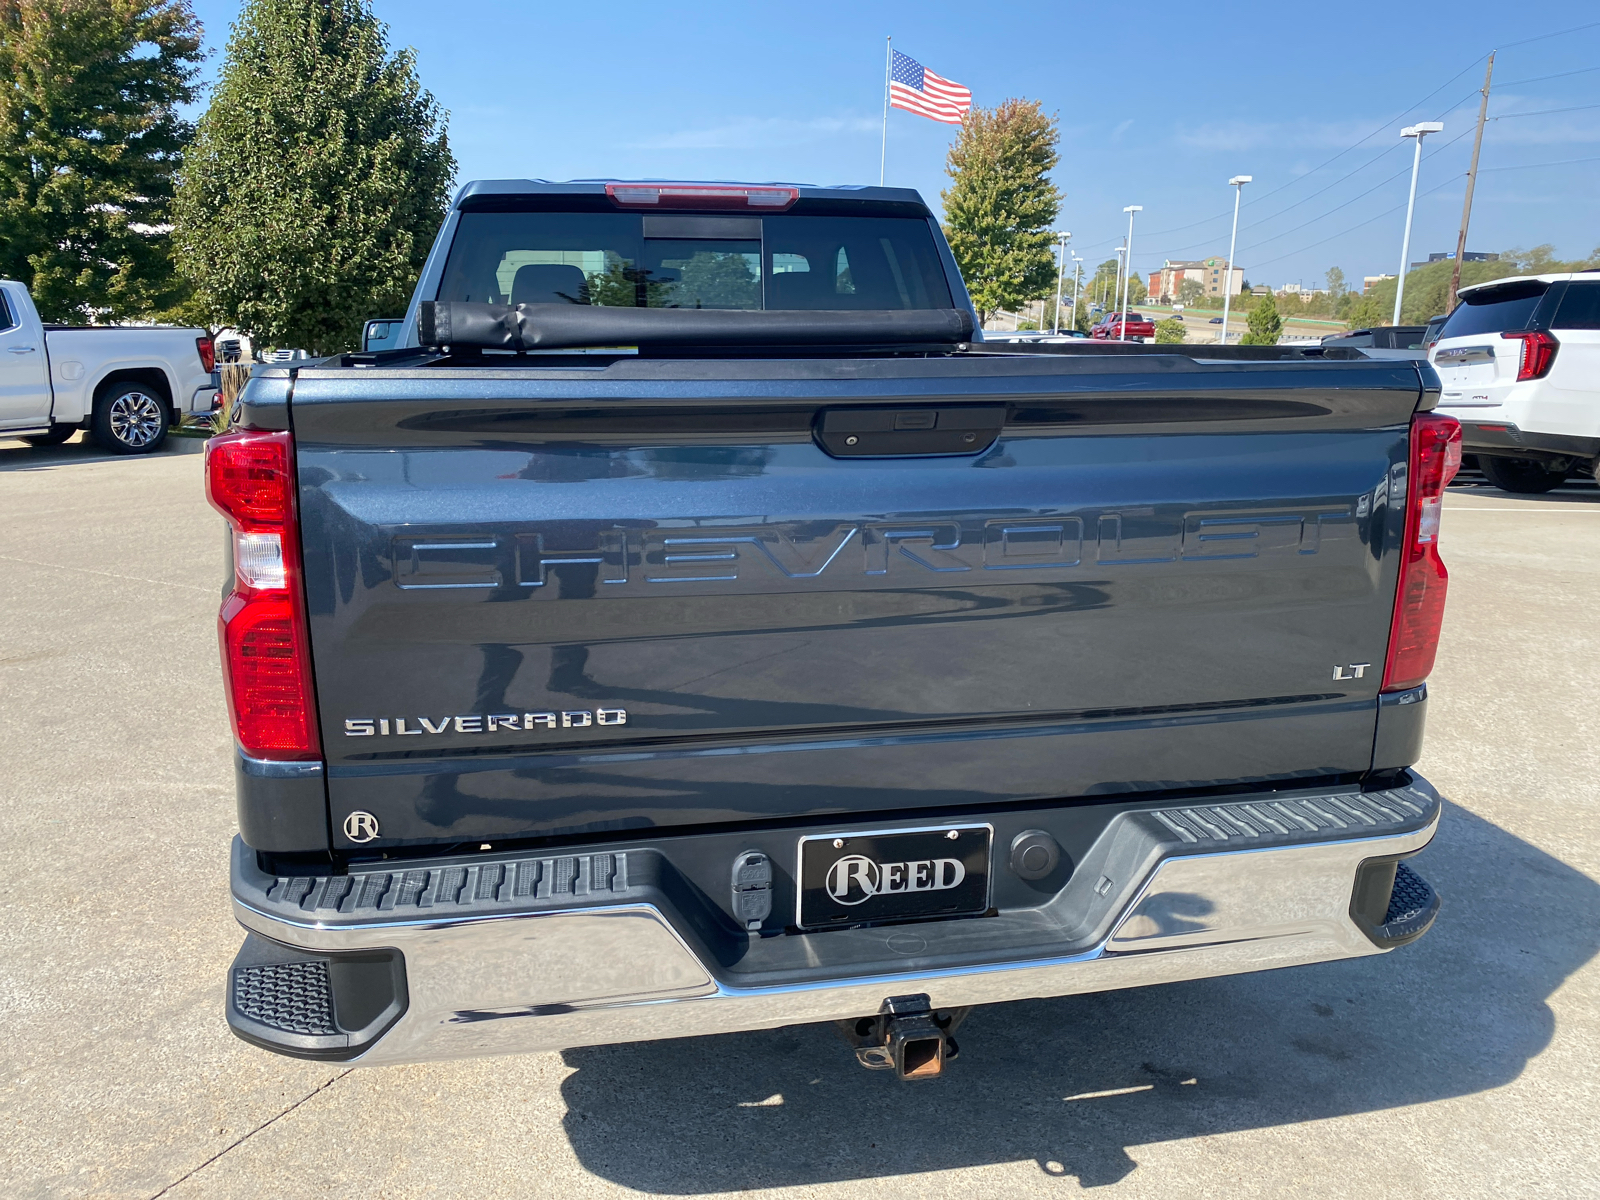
[1158,142,1407,257]
[1244,175,1461,272]
[1492,102,1600,119]
[1494,65,1600,87]
[1154,82,1483,261]
[1079,53,1497,259]
[1082,27,1598,273]
[1231,55,1487,215]
[1478,154,1600,171]
[1233,127,1472,257]
[1497,19,1600,50]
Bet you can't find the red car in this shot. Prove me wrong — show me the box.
[1090,311,1156,341]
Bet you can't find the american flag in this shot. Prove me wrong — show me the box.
[889,50,972,125]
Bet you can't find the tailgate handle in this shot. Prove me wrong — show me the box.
[817,405,1005,458]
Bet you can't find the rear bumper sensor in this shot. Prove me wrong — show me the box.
[229,777,1441,1066]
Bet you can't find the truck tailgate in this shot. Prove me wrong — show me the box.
[286,354,1422,848]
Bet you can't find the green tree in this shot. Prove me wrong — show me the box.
[1241,292,1282,345]
[0,0,204,323]
[941,99,1061,324]
[173,0,454,354]
[1177,279,1205,308]
[1324,266,1346,303]
[666,251,760,309]
[1154,317,1185,344]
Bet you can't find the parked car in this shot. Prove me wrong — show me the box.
[214,178,1448,1079]
[1089,311,1156,341]
[1430,272,1600,493]
[1421,313,1449,352]
[0,280,217,452]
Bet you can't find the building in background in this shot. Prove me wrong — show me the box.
[1409,250,1499,272]
[1363,274,1397,293]
[1148,257,1243,304]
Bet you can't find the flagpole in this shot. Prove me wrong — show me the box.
[879,36,891,186]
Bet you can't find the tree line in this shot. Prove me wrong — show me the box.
[9,4,1588,353]
[0,0,451,354]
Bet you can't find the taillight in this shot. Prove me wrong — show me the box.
[205,431,320,760]
[1382,413,1462,693]
[604,182,799,210]
[1501,329,1557,381]
[196,335,215,374]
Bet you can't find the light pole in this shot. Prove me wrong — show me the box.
[1070,254,1083,332]
[1111,246,1126,324]
[1394,121,1444,326]
[1119,205,1142,341]
[1219,175,1251,345]
[1051,231,1071,334]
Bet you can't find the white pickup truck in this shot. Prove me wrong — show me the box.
[0,279,218,453]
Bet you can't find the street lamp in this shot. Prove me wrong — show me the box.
[1110,246,1126,316]
[1051,231,1071,334]
[1119,205,1142,342]
[1070,254,1084,331]
[1219,175,1251,345]
[1394,122,1444,326]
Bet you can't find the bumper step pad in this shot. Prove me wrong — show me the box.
[227,935,409,1061]
[232,960,337,1038]
[1379,861,1439,943]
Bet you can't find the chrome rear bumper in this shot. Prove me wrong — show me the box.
[231,779,1441,1066]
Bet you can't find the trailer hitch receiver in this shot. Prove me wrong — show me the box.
[839,994,969,1080]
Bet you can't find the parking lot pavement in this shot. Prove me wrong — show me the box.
[2,437,1597,1199]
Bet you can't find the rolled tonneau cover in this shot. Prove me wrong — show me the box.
[417,301,976,351]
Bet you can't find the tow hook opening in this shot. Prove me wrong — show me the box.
[838,993,970,1081]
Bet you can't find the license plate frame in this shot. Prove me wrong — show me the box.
[796,824,992,930]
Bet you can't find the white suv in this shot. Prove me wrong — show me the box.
[1429,272,1600,493]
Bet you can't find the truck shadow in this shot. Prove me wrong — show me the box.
[557,802,1595,1190]
[0,434,205,471]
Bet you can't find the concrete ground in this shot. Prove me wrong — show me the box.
[1,433,1596,1199]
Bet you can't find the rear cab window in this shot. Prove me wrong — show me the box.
[436,205,954,312]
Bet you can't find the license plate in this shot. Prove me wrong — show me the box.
[797,825,991,929]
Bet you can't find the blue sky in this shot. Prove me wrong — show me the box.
[185,0,1600,291]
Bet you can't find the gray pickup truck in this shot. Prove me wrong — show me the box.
[212,180,1454,1079]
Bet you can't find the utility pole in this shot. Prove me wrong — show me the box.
[1448,53,1495,313]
